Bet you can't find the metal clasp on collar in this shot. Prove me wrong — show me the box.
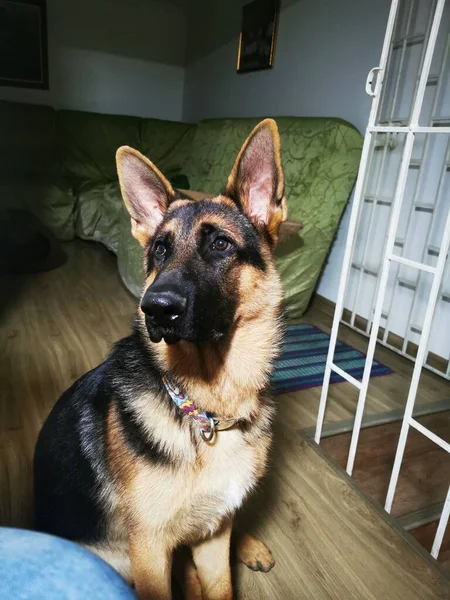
[200,417,216,442]
[199,417,238,442]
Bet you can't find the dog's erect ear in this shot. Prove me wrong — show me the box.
[116,146,175,247]
[226,119,287,241]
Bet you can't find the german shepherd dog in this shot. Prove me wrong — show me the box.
[34,119,287,600]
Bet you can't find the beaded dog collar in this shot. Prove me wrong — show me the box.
[162,376,237,442]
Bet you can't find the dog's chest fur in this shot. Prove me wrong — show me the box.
[107,397,272,547]
[135,429,265,542]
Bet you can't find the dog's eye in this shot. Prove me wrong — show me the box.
[155,242,167,257]
[212,237,231,252]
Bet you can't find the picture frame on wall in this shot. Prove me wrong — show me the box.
[0,0,49,89]
[237,0,280,74]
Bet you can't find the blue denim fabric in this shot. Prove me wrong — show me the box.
[0,528,137,599]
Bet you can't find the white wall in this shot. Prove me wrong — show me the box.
[183,0,391,302]
[0,0,186,120]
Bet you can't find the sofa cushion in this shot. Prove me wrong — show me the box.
[38,180,76,241]
[117,204,144,298]
[0,177,75,241]
[75,181,123,252]
[56,110,141,182]
[140,118,196,182]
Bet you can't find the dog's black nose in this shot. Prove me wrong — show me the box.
[141,290,187,325]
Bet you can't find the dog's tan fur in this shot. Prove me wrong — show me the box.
[84,119,286,599]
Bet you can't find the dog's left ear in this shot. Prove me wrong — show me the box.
[226,119,287,242]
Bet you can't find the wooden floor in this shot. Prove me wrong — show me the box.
[235,429,450,599]
[0,240,135,527]
[1,240,450,598]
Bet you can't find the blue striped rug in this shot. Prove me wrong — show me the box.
[272,323,393,395]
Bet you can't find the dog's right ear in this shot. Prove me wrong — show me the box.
[116,146,176,247]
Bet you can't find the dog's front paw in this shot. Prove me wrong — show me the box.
[236,533,275,573]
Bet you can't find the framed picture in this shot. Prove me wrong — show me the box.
[0,0,49,89]
[237,0,280,74]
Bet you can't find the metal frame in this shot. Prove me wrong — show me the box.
[316,0,450,560]
[345,1,450,380]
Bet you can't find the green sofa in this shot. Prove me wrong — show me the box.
[0,100,362,318]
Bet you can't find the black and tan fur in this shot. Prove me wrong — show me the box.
[34,119,288,600]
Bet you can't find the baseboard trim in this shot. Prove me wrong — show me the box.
[301,398,450,439]
[398,502,445,531]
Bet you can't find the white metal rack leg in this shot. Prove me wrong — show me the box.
[315,0,401,444]
[315,0,450,560]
